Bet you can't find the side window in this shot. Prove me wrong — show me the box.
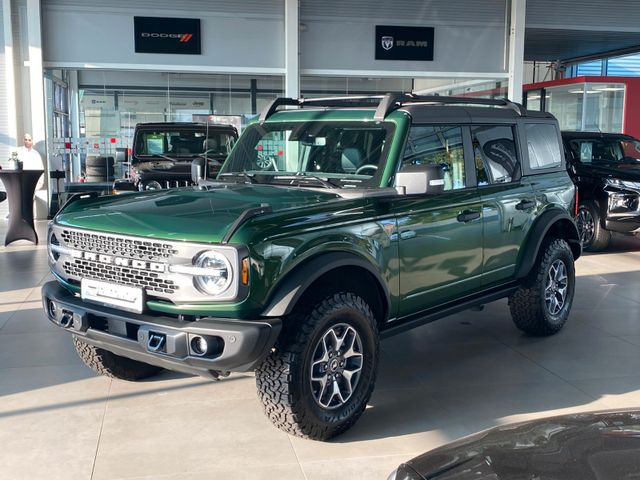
[471,125,520,185]
[525,123,562,170]
[400,125,466,190]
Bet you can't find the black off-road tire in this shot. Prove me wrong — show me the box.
[86,165,114,177]
[73,336,162,381]
[86,156,114,168]
[509,238,575,336]
[577,200,611,251]
[255,292,379,441]
[84,175,113,183]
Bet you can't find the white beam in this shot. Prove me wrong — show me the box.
[26,0,47,219]
[284,0,299,98]
[508,0,526,103]
[69,70,81,181]
[3,0,17,150]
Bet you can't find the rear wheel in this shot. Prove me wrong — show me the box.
[255,292,379,441]
[73,336,162,381]
[509,238,575,336]
[576,200,610,251]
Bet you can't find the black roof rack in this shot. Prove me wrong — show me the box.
[259,92,527,122]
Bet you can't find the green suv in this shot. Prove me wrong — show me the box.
[42,94,581,441]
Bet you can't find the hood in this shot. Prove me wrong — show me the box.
[575,161,640,183]
[134,157,224,180]
[397,411,640,480]
[55,183,343,243]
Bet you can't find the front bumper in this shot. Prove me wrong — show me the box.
[42,281,281,376]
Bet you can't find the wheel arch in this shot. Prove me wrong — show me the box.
[515,209,581,279]
[260,252,391,325]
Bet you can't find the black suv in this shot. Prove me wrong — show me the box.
[113,122,238,193]
[562,131,640,251]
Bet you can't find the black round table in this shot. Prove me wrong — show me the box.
[0,170,44,246]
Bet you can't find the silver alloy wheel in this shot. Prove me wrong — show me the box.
[545,259,568,315]
[310,323,363,410]
[576,207,595,247]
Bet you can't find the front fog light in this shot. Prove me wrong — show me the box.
[194,250,232,295]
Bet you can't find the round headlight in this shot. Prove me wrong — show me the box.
[194,250,232,295]
[145,181,163,191]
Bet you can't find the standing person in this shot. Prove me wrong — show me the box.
[17,133,43,170]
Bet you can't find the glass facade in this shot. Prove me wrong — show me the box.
[545,82,625,133]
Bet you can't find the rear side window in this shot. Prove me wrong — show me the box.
[525,123,562,170]
[471,125,520,185]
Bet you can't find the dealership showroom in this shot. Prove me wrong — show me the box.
[3,0,640,479]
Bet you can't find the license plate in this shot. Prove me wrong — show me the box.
[81,279,144,314]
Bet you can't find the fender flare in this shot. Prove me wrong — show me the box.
[261,251,391,318]
[515,209,581,279]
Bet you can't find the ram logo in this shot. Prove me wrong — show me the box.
[381,36,394,51]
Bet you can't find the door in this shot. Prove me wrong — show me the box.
[471,124,536,286]
[395,125,483,318]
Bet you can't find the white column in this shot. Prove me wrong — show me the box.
[507,0,526,104]
[26,0,47,218]
[3,0,17,150]
[69,69,81,180]
[284,0,299,98]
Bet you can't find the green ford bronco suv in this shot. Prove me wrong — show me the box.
[43,94,581,440]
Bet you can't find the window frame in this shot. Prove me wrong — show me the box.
[519,119,566,176]
[469,122,523,188]
[396,123,478,194]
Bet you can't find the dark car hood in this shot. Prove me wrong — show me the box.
[55,183,344,243]
[398,411,640,479]
[576,161,640,183]
[134,157,224,180]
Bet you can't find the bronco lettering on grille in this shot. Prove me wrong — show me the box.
[79,251,166,273]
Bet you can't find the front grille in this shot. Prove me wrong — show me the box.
[163,180,192,189]
[63,259,178,295]
[60,229,177,261]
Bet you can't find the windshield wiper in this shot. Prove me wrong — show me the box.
[218,172,258,184]
[273,173,337,189]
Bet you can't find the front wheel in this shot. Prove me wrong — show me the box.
[255,292,379,441]
[73,336,162,381]
[509,238,575,336]
[576,201,610,251]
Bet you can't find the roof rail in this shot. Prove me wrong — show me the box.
[259,92,526,122]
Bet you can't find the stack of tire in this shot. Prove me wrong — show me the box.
[85,156,115,183]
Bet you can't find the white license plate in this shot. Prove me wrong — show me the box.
[81,279,144,314]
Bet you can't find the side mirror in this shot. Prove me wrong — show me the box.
[191,157,206,185]
[395,164,445,195]
[115,148,129,163]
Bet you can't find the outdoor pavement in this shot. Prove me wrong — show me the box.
[1,217,640,480]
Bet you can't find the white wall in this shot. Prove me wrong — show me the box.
[42,1,285,71]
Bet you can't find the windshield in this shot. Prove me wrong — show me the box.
[568,138,640,165]
[134,129,236,159]
[219,121,395,188]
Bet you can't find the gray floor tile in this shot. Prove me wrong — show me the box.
[91,396,298,480]
[0,305,56,334]
[0,330,81,368]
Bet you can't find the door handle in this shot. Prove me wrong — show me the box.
[516,199,536,211]
[456,210,480,223]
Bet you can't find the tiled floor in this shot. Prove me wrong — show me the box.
[1,219,640,479]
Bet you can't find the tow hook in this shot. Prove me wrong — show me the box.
[147,332,166,353]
